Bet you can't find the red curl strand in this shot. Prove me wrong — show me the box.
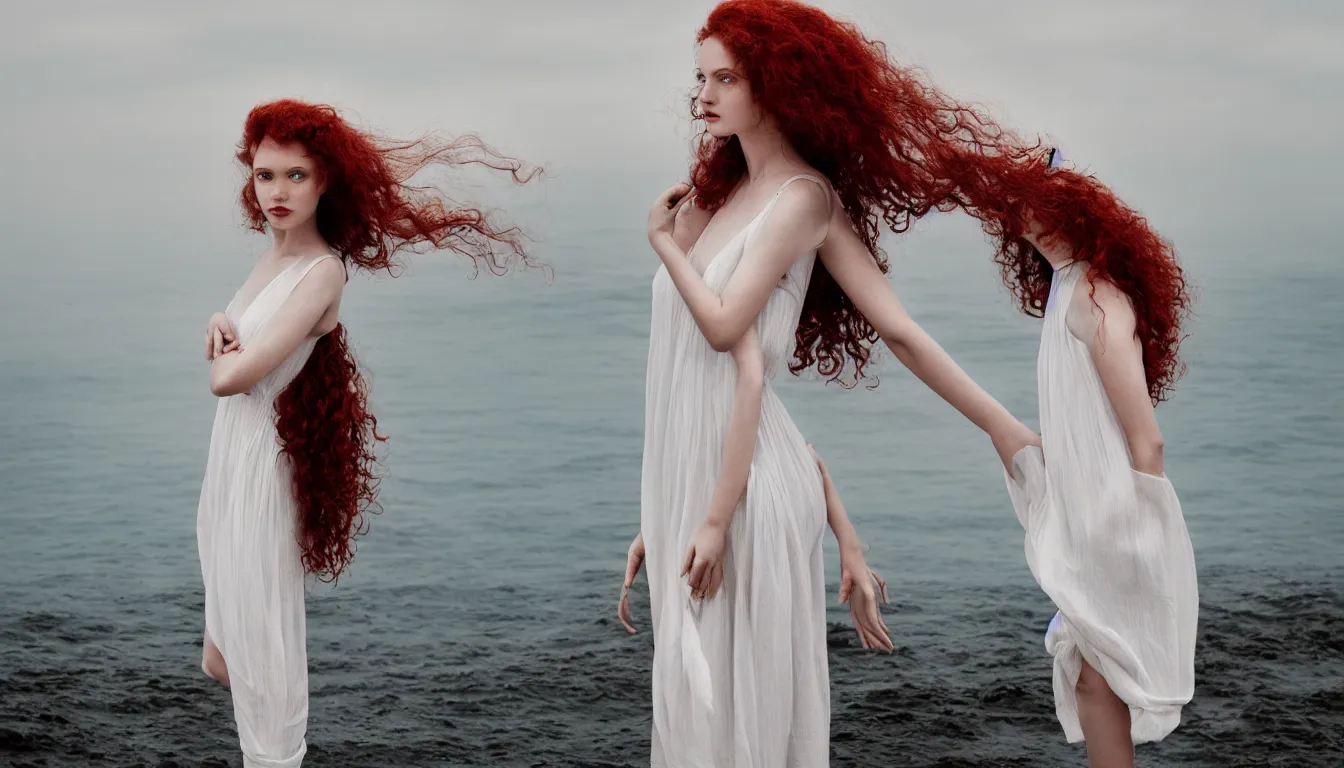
[273,325,384,581]
[237,99,543,277]
[943,148,1193,403]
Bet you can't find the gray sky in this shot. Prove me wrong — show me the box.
[2,0,1340,276]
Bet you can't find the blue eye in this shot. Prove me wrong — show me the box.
[289,171,305,181]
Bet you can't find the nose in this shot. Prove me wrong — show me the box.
[697,84,714,109]
[270,181,288,203]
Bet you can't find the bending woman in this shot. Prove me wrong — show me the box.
[955,146,1198,768]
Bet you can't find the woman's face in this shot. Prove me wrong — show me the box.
[1022,212,1072,263]
[1023,214,1051,251]
[695,36,763,139]
[251,137,325,232]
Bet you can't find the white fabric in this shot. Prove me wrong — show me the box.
[1004,260,1199,744]
[197,254,338,768]
[642,176,831,767]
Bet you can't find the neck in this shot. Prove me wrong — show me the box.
[736,120,802,183]
[270,222,329,260]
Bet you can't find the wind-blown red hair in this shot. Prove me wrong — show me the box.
[945,148,1192,403]
[693,0,1035,386]
[236,98,539,581]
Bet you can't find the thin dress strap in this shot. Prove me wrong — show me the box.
[761,174,830,221]
[750,174,832,249]
[293,253,340,285]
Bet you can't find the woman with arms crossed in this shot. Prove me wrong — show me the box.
[198,98,538,767]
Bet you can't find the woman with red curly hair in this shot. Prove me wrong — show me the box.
[195,98,535,767]
[624,1,1040,763]
[972,148,1198,768]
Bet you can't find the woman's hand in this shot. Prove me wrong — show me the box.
[681,518,728,602]
[807,442,893,650]
[205,312,240,361]
[839,546,893,651]
[618,533,646,634]
[991,419,1042,472]
[647,183,693,248]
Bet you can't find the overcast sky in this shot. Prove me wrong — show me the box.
[2,0,1340,278]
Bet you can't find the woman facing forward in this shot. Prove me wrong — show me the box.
[627,1,1042,764]
[196,98,537,767]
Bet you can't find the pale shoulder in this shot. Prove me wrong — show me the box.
[769,175,831,231]
[298,255,348,300]
[779,173,831,207]
[1076,273,1134,316]
[1068,269,1136,344]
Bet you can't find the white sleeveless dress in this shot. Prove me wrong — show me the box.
[642,175,831,767]
[196,254,339,768]
[1004,260,1199,744]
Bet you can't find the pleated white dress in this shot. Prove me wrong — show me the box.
[196,254,338,768]
[642,175,831,767]
[1004,259,1199,744]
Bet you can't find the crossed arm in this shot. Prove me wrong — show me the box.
[208,258,345,397]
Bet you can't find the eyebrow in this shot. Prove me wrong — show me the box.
[253,165,310,173]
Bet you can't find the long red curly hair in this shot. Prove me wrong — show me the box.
[692,0,1035,386]
[945,148,1192,403]
[236,98,539,581]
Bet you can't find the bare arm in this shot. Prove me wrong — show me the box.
[1068,278,1165,475]
[683,329,766,600]
[811,446,894,650]
[209,259,345,397]
[818,456,863,557]
[649,181,829,352]
[704,328,766,529]
[818,204,1034,463]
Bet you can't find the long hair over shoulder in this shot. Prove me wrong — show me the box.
[943,147,1192,403]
